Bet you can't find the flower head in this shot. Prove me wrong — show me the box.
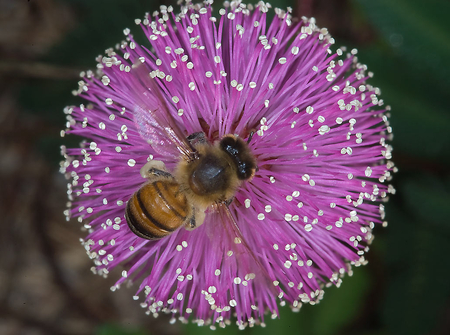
[61,0,395,329]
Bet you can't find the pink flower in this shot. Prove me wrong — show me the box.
[61,0,395,329]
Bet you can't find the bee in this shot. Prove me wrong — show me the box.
[125,66,257,240]
[126,132,256,240]
[121,65,279,297]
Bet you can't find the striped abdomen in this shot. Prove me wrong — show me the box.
[126,180,189,240]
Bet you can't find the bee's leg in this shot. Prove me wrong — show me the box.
[186,132,207,146]
[186,216,196,230]
[223,197,235,207]
[246,128,256,144]
[140,160,172,179]
[185,208,206,231]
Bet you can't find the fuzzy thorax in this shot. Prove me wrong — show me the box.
[174,142,242,210]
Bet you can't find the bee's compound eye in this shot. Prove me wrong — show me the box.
[237,161,256,180]
[220,136,238,156]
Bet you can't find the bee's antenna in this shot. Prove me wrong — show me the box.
[247,129,256,144]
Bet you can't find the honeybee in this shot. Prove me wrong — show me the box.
[126,132,257,240]
[124,65,279,296]
[125,65,257,240]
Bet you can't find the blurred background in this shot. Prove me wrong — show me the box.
[0,0,449,334]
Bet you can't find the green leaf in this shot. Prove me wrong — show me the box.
[312,267,371,335]
[355,46,450,164]
[356,0,450,93]
[47,0,171,67]
[182,268,370,335]
[354,0,450,164]
[381,201,450,335]
[402,174,450,234]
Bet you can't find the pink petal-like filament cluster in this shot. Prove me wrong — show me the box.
[60,0,395,329]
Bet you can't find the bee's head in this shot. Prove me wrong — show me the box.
[219,135,256,180]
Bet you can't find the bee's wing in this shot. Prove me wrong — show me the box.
[129,64,196,160]
[214,203,278,295]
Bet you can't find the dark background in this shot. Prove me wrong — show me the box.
[1,0,449,334]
